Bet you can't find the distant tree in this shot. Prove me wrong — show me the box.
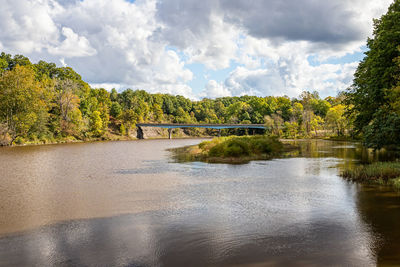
[264,114,283,136]
[284,121,299,138]
[310,115,324,136]
[326,105,347,136]
[110,102,122,118]
[310,99,331,117]
[89,110,103,137]
[110,88,119,102]
[34,60,58,80]
[54,79,82,135]
[0,58,7,74]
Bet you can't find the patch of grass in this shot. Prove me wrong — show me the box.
[341,162,400,190]
[389,177,400,190]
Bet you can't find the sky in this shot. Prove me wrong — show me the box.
[0,0,394,99]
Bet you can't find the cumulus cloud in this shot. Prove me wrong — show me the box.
[156,0,239,70]
[52,0,194,96]
[214,55,359,99]
[200,60,358,99]
[201,80,232,98]
[48,27,97,57]
[0,0,61,54]
[0,0,394,99]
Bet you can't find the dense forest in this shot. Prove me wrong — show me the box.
[0,52,350,145]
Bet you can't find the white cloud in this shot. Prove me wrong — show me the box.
[201,80,232,98]
[156,0,239,70]
[48,27,97,57]
[0,0,394,99]
[0,0,61,54]
[59,58,67,67]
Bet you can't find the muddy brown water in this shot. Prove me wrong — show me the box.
[0,139,399,266]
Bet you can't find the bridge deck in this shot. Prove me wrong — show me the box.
[136,123,266,129]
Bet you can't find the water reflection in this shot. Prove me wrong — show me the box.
[0,206,376,266]
[356,186,400,265]
[0,139,399,266]
[284,139,399,163]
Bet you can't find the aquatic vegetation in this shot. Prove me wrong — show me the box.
[203,136,282,158]
[341,162,400,190]
[172,135,294,164]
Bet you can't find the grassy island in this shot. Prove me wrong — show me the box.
[171,135,295,164]
[341,162,400,190]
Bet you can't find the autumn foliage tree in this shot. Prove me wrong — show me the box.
[0,65,48,144]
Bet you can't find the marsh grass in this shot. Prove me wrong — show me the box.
[341,162,400,190]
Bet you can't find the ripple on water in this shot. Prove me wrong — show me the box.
[0,139,398,266]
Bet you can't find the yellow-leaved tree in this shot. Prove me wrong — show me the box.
[0,65,48,145]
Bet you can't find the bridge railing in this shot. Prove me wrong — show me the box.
[136,123,268,139]
[136,123,267,130]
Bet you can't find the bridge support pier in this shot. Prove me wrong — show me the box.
[168,128,172,139]
[218,129,221,137]
[137,126,144,139]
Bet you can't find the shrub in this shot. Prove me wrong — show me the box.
[224,139,250,157]
[120,124,126,136]
[201,135,282,158]
[14,136,25,145]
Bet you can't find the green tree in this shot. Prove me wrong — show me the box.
[152,103,164,122]
[310,99,331,117]
[120,109,137,134]
[0,58,7,74]
[174,107,191,123]
[110,88,119,102]
[34,60,58,80]
[347,0,400,148]
[110,102,122,118]
[284,121,299,138]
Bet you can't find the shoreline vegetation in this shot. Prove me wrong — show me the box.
[0,51,354,147]
[1,134,362,149]
[341,162,400,190]
[1,131,208,147]
[170,135,297,164]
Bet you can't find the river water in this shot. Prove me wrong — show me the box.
[0,139,399,266]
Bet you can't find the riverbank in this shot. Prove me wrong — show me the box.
[170,135,297,164]
[2,132,135,147]
[341,162,400,190]
[0,127,212,147]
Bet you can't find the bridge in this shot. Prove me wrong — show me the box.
[136,123,267,139]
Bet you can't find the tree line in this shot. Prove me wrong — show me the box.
[0,52,351,145]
